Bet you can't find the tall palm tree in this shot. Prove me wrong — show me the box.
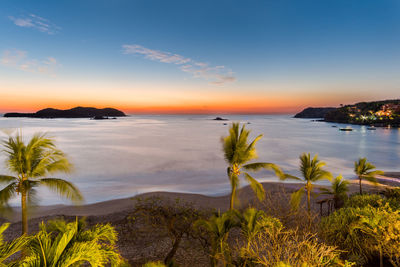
[20,218,123,266]
[0,132,83,235]
[0,223,29,266]
[222,123,284,210]
[320,175,349,209]
[285,153,332,216]
[354,157,384,194]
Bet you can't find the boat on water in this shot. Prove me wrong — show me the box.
[367,127,376,130]
[339,128,353,131]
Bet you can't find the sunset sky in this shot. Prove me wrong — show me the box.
[0,0,399,114]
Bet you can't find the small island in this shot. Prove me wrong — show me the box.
[4,107,126,119]
[213,117,228,121]
[295,100,400,127]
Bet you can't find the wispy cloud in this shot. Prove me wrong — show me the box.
[122,44,236,85]
[8,14,60,34]
[1,49,59,75]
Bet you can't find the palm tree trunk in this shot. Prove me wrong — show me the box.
[21,191,28,235]
[359,176,363,194]
[230,184,236,210]
[307,185,311,216]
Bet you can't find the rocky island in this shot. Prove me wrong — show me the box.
[4,107,126,119]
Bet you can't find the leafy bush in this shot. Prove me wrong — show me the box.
[345,194,384,208]
[242,225,348,266]
[319,204,400,266]
[345,193,400,211]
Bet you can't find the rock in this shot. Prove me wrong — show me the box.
[213,117,228,121]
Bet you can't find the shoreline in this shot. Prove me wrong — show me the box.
[2,175,399,223]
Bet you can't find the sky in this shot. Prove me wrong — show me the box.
[0,0,399,114]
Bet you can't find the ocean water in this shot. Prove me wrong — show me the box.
[0,115,399,205]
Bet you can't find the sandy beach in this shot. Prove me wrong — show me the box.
[1,177,398,265]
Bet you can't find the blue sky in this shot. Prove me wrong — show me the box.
[0,0,399,113]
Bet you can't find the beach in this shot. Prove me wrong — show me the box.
[2,177,398,266]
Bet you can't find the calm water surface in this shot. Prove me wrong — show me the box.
[0,115,399,205]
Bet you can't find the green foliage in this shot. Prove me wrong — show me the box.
[222,123,284,209]
[284,153,332,214]
[236,207,282,241]
[345,194,400,211]
[354,158,384,194]
[143,262,166,267]
[320,175,349,209]
[0,223,29,266]
[319,204,400,266]
[0,132,83,234]
[345,194,384,208]
[20,218,124,267]
[242,223,347,266]
[195,210,239,266]
[381,187,400,199]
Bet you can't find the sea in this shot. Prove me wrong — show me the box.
[0,114,399,205]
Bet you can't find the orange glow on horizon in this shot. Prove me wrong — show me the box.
[0,83,367,114]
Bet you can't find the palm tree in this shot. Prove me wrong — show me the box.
[320,175,349,209]
[0,132,83,235]
[285,153,332,216]
[222,123,284,210]
[20,218,123,266]
[0,223,29,266]
[196,211,238,267]
[354,157,384,194]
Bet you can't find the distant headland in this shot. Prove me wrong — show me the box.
[294,107,336,119]
[3,107,126,119]
[295,99,400,127]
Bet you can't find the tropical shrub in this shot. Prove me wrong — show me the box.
[242,224,348,266]
[345,194,400,211]
[20,218,124,267]
[320,175,349,209]
[0,223,29,266]
[143,262,166,267]
[195,210,239,267]
[345,194,384,208]
[319,204,400,266]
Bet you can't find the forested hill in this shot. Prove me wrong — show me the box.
[4,107,126,118]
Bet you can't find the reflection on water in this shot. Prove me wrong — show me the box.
[0,115,399,204]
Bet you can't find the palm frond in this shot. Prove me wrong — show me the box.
[0,175,17,184]
[0,223,29,265]
[243,172,265,201]
[39,178,83,203]
[283,173,302,181]
[290,187,305,211]
[0,182,17,205]
[243,162,285,179]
